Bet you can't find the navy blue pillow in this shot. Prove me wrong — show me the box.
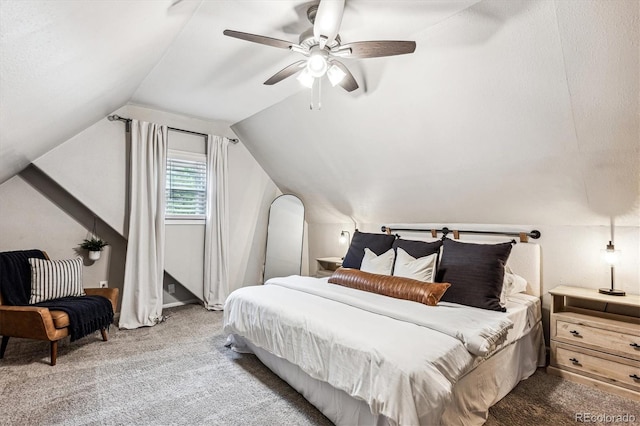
[437,239,512,312]
[342,231,396,269]
[392,239,442,258]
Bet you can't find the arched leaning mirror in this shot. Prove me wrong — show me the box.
[264,194,305,282]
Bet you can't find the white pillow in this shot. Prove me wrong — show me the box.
[499,265,529,307]
[360,248,395,275]
[392,248,438,282]
[29,257,85,304]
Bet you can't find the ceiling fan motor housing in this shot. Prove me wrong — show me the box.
[299,28,341,50]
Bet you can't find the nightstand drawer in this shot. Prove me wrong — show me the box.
[548,286,640,400]
[553,343,640,392]
[555,317,640,360]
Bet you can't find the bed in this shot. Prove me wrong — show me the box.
[224,235,545,425]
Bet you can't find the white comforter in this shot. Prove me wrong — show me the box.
[223,276,513,425]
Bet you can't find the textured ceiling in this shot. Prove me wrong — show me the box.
[130,0,481,122]
[1,0,638,227]
[0,0,478,185]
[232,0,639,225]
[0,0,201,184]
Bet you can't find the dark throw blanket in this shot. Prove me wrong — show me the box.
[0,249,46,306]
[0,250,114,342]
[36,296,114,342]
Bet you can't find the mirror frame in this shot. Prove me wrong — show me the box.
[263,194,305,281]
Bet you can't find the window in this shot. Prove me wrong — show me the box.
[165,150,207,220]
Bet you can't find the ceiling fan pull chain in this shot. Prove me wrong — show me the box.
[310,78,322,110]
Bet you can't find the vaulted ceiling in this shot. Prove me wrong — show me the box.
[1,0,638,226]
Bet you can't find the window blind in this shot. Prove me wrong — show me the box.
[165,156,207,219]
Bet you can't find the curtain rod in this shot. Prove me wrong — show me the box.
[380,226,541,243]
[107,114,239,144]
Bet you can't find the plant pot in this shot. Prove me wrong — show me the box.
[89,251,101,261]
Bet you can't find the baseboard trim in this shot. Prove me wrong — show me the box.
[163,299,201,309]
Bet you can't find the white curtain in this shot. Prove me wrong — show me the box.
[204,135,230,310]
[119,120,168,329]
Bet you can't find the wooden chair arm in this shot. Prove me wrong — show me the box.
[0,305,57,340]
[84,287,119,313]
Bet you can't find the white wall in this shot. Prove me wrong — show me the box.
[308,222,355,276]
[309,221,639,294]
[307,221,640,344]
[163,129,206,301]
[0,104,279,309]
[0,176,112,289]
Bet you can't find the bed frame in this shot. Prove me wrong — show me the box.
[246,322,544,425]
[238,236,545,425]
[238,237,544,425]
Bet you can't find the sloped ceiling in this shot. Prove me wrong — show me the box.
[0,0,479,185]
[0,0,200,184]
[232,0,639,226]
[131,0,481,122]
[1,0,638,227]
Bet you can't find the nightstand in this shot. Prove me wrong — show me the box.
[316,257,343,278]
[547,285,640,401]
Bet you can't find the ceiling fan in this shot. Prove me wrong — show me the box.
[223,0,416,92]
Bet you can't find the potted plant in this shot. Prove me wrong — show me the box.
[80,237,109,260]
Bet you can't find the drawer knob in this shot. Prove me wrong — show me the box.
[630,343,640,349]
[569,330,581,336]
[630,374,640,380]
[569,357,579,364]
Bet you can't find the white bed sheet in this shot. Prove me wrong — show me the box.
[224,276,544,425]
[238,320,544,426]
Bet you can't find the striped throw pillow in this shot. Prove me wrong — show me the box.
[28,257,85,304]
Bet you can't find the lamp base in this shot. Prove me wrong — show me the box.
[598,288,626,296]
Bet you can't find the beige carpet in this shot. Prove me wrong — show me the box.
[1,303,638,425]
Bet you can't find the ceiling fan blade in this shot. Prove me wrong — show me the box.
[314,0,345,48]
[331,61,359,92]
[264,60,306,85]
[338,40,416,58]
[223,30,295,50]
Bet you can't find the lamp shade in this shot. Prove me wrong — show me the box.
[339,230,350,245]
[296,68,315,88]
[602,241,619,265]
[327,64,346,86]
[598,240,625,296]
[307,53,328,77]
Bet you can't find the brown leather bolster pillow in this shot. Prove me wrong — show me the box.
[328,268,451,306]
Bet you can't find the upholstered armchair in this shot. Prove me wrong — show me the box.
[0,250,118,366]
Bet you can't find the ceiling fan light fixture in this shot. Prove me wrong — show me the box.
[327,64,346,86]
[296,68,315,88]
[223,0,415,95]
[307,51,328,78]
